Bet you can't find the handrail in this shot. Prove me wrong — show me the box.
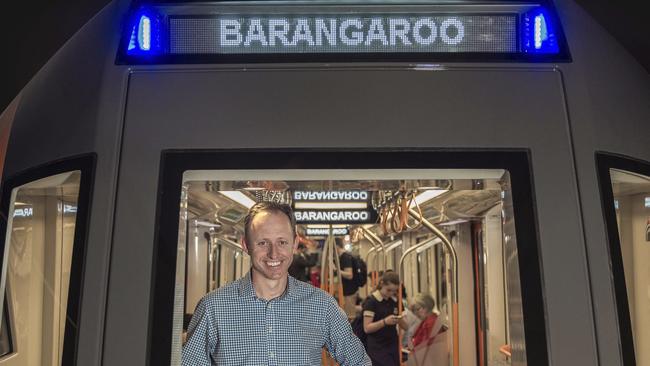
[361,227,386,271]
[397,236,434,366]
[365,246,378,292]
[214,235,244,252]
[408,208,459,366]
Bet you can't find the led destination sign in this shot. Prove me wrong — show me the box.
[294,210,374,224]
[169,14,517,54]
[294,191,368,201]
[292,190,376,224]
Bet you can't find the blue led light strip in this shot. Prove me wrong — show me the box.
[522,7,559,54]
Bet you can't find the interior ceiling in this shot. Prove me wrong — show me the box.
[186,179,504,239]
[1,0,648,114]
[611,169,650,197]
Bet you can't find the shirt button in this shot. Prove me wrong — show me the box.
[269,352,275,358]
[268,327,273,333]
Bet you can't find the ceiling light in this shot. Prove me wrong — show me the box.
[411,189,447,207]
[220,191,256,208]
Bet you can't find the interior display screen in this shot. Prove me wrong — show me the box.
[169,14,518,54]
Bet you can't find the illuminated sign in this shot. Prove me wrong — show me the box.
[294,191,368,201]
[295,210,372,222]
[306,227,349,236]
[293,190,376,223]
[169,14,517,54]
[13,207,33,218]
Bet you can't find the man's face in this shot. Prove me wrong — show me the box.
[244,211,297,281]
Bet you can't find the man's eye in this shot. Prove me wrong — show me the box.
[257,241,268,247]
[279,240,289,246]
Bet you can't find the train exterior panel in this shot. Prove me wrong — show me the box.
[0,0,648,365]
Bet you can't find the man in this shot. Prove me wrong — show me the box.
[182,202,371,365]
[288,241,318,282]
[335,238,358,320]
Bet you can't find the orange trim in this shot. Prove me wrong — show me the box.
[453,303,459,366]
[398,284,405,366]
[473,230,485,366]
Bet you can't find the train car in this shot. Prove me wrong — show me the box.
[0,0,648,365]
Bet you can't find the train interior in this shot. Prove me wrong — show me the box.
[174,169,524,366]
[0,172,80,365]
[610,169,650,365]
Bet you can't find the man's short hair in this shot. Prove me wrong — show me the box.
[243,201,297,247]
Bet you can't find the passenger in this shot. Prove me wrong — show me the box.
[310,265,321,287]
[401,306,421,350]
[288,241,318,282]
[363,272,408,366]
[409,293,447,349]
[335,238,359,320]
[182,202,371,366]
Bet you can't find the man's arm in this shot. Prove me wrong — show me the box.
[182,297,217,365]
[324,298,372,366]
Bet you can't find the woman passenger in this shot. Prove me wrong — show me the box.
[363,272,408,366]
[409,293,447,349]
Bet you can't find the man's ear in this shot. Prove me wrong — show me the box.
[241,237,249,254]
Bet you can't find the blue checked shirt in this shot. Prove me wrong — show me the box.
[182,272,371,366]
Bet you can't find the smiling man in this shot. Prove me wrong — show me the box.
[182,201,371,365]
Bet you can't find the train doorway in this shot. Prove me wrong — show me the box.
[149,150,547,366]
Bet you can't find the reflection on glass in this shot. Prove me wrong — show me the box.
[171,170,527,365]
[0,171,80,365]
[610,169,650,366]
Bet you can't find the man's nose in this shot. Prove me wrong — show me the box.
[267,243,278,258]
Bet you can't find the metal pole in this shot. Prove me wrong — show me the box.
[408,208,459,366]
[362,227,387,271]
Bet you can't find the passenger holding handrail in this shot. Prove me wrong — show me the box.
[363,272,409,366]
[182,202,371,366]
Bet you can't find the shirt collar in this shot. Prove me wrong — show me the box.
[238,270,296,301]
[238,271,257,299]
[372,289,397,302]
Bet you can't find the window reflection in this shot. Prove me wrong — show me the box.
[0,171,81,365]
[610,169,650,366]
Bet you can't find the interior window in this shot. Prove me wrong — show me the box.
[0,171,81,365]
[608,168,650,365]
[171,169,528,366]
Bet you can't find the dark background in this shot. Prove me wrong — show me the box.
[0,0,648,113]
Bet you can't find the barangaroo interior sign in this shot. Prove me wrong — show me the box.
[292,190,377,224]
[169,14,517,54]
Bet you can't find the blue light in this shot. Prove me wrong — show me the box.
[126,8,163,56]
[522,8,559,54]
[138,15,151,51]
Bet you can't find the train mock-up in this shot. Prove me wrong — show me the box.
[0,0,648,365]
